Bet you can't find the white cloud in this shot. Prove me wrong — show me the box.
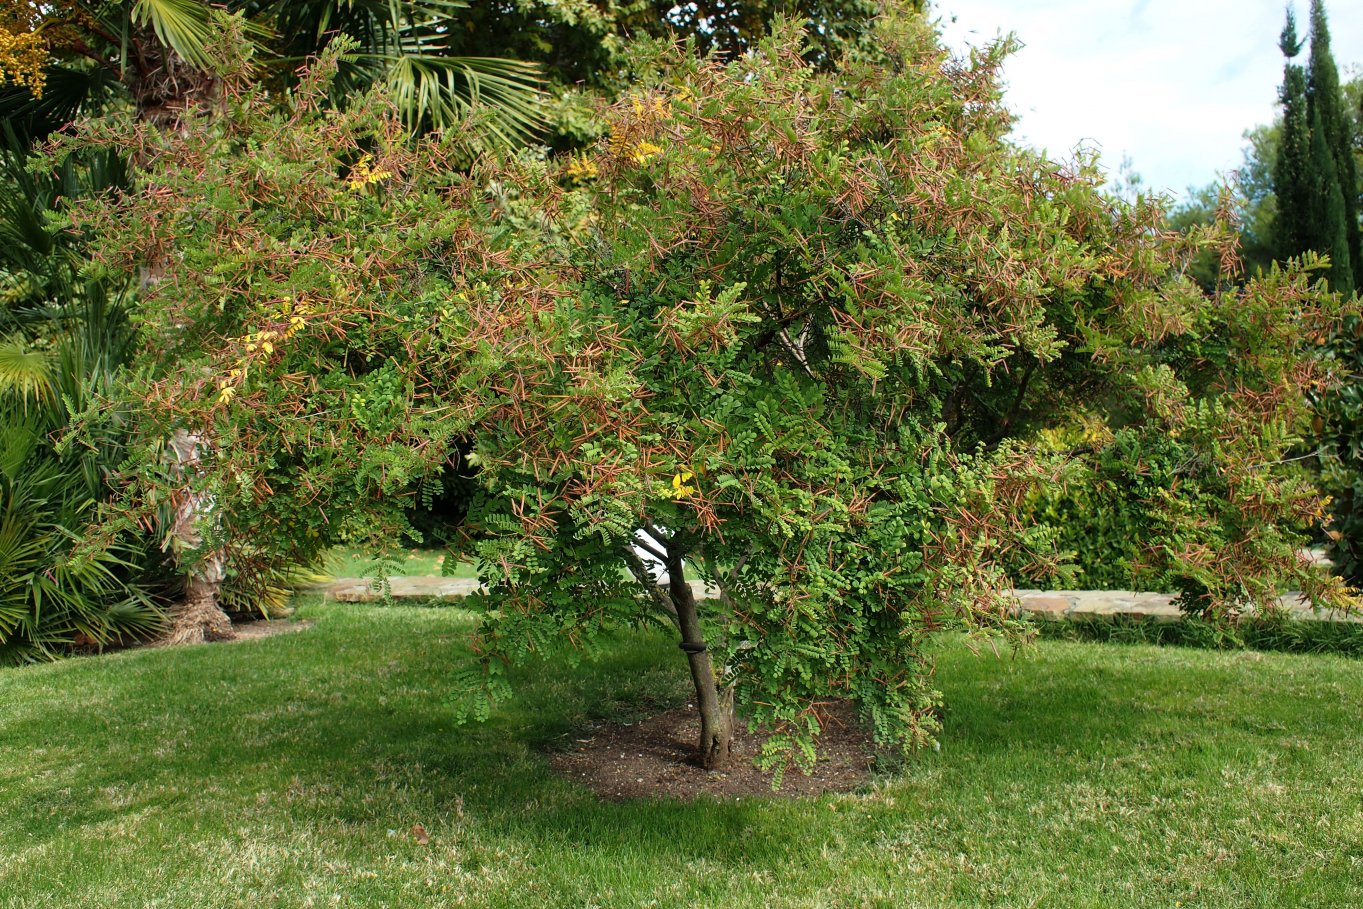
[936,1,1363,198]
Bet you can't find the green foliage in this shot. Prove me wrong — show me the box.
[1319,317,1363,581]
[1006,464,1144,590]
[0,298,171,664]
[0,138,175,662]
[59,9,1353,770]
[1037,612,1363,659]
[1306,0,1361,292]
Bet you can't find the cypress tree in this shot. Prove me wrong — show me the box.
[1306,102,1354,296]
[1306,0,1361,292]
[1290,2,1363,582]
[1273,10,1313,265]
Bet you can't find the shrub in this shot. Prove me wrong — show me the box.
[57,10,1353,773]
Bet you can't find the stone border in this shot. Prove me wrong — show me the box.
[1012,590,1359,623]
[312,577,1359,623]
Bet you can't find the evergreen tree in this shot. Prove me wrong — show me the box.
[1274,11,1313,264]
[1287,1,1363,582]
[1272,2,1357,297]
[1307,0,1362,291]
[1306,102,1354,296]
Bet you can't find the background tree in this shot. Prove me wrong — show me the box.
[0,0,549,645]
[1271,2,1357,295]
[1305,0,1360,291]
[0,0,544,140]
[1273,10,1318,277]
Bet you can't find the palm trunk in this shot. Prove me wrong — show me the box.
[666,554,733,770]
[164,429,233,643]
[133,49,232,644]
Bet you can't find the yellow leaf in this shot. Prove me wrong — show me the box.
[672,469,696,498]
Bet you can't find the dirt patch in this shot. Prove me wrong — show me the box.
[226,618,315,642]
[549,702,877,801]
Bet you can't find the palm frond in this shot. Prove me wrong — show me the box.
[130,0,221,71]
[0,338,54,403]
[380,53,544,143]
[131,0,271,72]
[0,66,122,145]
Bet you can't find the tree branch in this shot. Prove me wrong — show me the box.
[622,545,677,621]
[633,531,669,564]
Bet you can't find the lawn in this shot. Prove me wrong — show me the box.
[2,602,1360,908]
[322,547,478,580]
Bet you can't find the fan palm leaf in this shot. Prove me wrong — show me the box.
[380,53,544,140]
[254,0,545,141]
[0,338,53,403]
[130,0,272,72]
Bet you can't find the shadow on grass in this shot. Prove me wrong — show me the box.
[5,607,1360,872]
[3,607,802,864]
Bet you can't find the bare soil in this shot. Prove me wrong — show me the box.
[227,618,315,642]
[549,702,877,801]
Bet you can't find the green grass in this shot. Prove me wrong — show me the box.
[322,547,478,579]
[2,603,1361,908]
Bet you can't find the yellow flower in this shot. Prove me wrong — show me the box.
[0,27,48,97]
[607,128,631,156]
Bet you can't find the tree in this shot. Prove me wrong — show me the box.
[58,9,1352,775]
[1306,0,1361,291]
[1273,10,1316,271]
[0,0,545,140]
[1305,100,1353,296]
[1272,2,1357,295]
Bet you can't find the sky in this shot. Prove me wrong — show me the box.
[936,1,1363,200]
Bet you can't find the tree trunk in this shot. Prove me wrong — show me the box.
[164,429,234,643]
[667,554,733,770]
[127,38,233,645]
[167,551,232,643]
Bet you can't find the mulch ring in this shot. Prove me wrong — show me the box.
[549,702,877,801]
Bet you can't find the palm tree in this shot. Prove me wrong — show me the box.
[2,0,544,643]
[2,0,544,139]
[0,135,176,662]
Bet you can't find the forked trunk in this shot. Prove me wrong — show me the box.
[667,555,733,770]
